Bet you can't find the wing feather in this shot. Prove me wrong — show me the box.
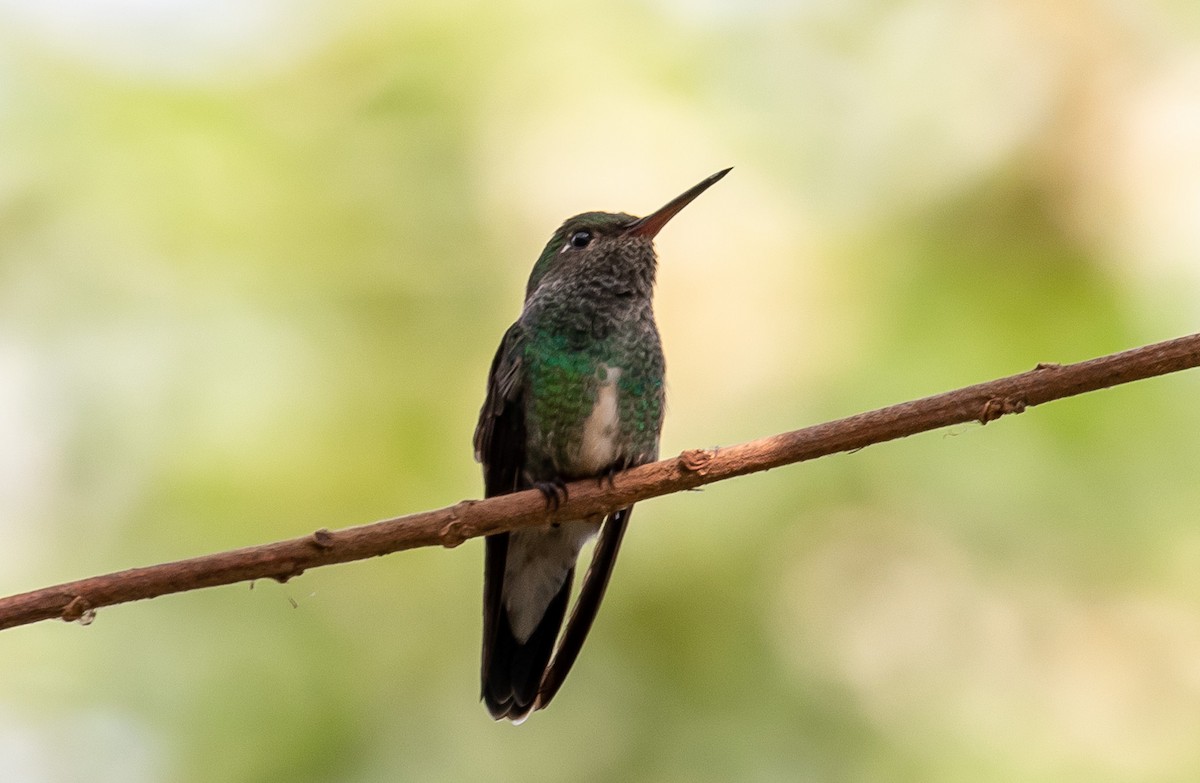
[535,507,632,710]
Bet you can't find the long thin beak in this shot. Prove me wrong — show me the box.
[624,167,732,239]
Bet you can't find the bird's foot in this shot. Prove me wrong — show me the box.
[534,479,568,511]
[596,464,622,490]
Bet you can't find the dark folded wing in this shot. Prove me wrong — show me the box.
[473,323,526,497]
[475,324,527,700]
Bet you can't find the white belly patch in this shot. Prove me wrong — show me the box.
[576,365,622,475]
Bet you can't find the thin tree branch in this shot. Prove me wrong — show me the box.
[3,333,1199,632]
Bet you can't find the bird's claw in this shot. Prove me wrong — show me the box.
[596,464,621,490]
[534,480,568,511]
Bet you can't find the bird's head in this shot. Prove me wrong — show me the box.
[524,168,731,300]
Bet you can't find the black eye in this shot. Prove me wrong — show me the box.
[569,230,592,249]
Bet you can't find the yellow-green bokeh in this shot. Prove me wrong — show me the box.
[2,1,1200,781]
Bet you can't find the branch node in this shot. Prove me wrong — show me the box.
[61,595,93,624]
[979,396,1027,424]
[272,563,304,583]
[309,528,335,550]
[679,448,716,475]
[439,500,478,549]
[1035,362,1063,371]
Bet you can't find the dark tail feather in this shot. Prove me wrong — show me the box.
[482,542,574,721]
[535,508,631,711]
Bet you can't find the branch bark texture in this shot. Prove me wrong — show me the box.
[4,333,1199,632]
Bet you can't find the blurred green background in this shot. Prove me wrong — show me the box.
[2,0,1200,780]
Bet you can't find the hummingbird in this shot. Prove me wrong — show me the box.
[474,168,730,721]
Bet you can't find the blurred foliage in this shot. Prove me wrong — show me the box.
[2,0,1200,781]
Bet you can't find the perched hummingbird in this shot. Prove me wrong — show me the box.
[474,168,730,721]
